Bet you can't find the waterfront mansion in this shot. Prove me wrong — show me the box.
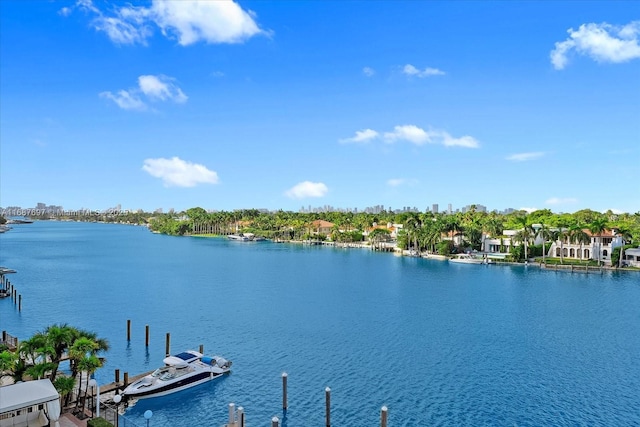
[482,227,634,266]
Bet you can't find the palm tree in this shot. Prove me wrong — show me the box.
[70,337,100,414]
[514,215,535,261]
[444,216,463,251]
[569,225,590,263]
[589,219,608,266]
[77,355,102,416]
[615,227,633,268]
[551,228,571,264]
[0,350,17,381]
[536,223,553,264]
[54,375,77,408]
[26,361,57,380]
[45,323,74,382]
[482,215,504,253]
[403,214,420,252]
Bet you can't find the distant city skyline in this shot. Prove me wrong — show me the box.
[2,200,630,217]
[1,1,638,214]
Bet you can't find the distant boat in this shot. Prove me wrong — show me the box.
[449,254,485,264]
[423,253,448,261]
[6,218,34,224]
[228,233,267,242]
[228,234,250,241]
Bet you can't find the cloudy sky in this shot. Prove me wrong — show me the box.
[1,1,638,213]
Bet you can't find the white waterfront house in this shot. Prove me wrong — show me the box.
[547,228,625,265]
[622,248,640,267]
[482,227,545,255]
[482,226,627,265]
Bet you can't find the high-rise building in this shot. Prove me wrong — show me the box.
[432,204,439,214]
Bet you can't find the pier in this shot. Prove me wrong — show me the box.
[540,263,607,273]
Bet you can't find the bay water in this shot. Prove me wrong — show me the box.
[1,221,639,426]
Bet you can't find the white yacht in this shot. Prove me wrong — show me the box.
[449,254,485,264]
[227,233,250,241]
[122,350,231,399]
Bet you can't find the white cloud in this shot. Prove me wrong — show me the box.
[545,197,578,205]
[363,67,375,77]
[59,7,72,17]
[99,90,147,111]
[285,181,328,199]
[211,71,225,78]
[138,75,188,103]
[75,0,266,46]
[151,0,265,45]
[387,178,418,187]
[441,132,479,148]
[101,75,187,110]
[343,125,480,148]
[551,21,640,69]
[519,207,538,213]
[142,157,219,187]
[77,0,151,45]
[606,208,624,214]
[506,152,545,162]
[384,125,431,145]
[339,129,379,144]
[403,64,446,77]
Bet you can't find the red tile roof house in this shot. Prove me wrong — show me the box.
[311,220,334,237]
[548,228,626,265]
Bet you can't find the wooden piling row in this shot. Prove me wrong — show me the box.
[3,278,22,312]
[225,375,390,426]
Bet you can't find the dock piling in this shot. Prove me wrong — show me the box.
[165,332,170,356]
[380,406,388,427]
[237,407,244,427]
[282,372,288,411]
[228,403,235,425]
[325,387,331,427]
[123,372,129,388]
[271,416,279,427]
[127,320,131,341]
[199,344,204,354]
[145,325,149,346]
[115,369,120,385]
[18,294,21,311]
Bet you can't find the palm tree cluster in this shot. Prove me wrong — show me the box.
[0,324,109,412]
[147,207,640,263]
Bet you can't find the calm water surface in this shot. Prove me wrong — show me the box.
[1,222,639,426]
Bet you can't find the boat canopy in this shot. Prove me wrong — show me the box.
[163,351,200,367]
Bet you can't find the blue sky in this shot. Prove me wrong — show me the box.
[1,1,639,214]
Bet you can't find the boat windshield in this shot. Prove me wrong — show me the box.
[151,368,166,377]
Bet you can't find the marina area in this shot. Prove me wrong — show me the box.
[1,221,639,426]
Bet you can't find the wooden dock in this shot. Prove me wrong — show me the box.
[98,370,154,395]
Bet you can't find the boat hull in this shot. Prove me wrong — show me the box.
[124,371,226,399]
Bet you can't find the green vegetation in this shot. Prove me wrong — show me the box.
[87,418,114,427]
[0,324,109,410]
[147,207,637,251]
[21,205,640,266]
